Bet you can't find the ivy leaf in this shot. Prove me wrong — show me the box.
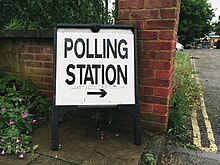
[31,152,35,157]
[33,145,39,151]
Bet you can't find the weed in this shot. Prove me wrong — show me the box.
[178,142,197,150]
[168,52,202,142]
[91,111,113,128]
[144,152,156,165]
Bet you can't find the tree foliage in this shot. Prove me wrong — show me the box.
[0,0,108,29]
[213,16,220,35]
[178,0,214,45]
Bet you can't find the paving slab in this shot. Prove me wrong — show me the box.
[31,115,149,165]
[28,155,75,165]
[1,113,166,165]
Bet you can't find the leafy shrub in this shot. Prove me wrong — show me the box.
[0,76,51,158]
[0,0,110,29]
[168,52,202,138]
[0,76,51,120]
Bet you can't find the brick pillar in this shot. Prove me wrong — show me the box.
[118,0,180,132]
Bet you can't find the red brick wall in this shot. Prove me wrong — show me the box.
[22,40,53,98]
[118,0,180,132]
[0,30,53,98]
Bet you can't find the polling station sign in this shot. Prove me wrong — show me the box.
[54,24,138,106]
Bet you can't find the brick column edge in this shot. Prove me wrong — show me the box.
[118,0,180,132]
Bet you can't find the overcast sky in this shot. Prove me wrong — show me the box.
[208,0,220,22]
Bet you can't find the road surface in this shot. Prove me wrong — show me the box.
[187,49,220,153]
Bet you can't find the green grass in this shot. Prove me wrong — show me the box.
[168,51,202,140]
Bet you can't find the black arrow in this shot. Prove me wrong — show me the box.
[87,89,107,98]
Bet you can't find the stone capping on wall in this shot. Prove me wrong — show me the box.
[0,29,53,38]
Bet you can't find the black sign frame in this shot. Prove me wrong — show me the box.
[52,24,141,150]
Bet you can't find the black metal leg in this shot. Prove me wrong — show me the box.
[119,105,141,145]
[51,107,59,150]
[133,105,141,145]
[51,106,77,150]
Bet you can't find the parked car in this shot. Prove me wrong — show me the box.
[176,42,184,51]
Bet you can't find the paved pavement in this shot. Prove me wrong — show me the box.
[0,111,165,165]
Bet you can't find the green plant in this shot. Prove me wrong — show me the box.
[4,18,41,30]
[0,85,34,157]
[179,142,197,150]
[0,0,114,29]
[4,18,26,30]
[4,17,42,30]
[91,111,113,128]
[0,75,51,158]
[0,76,51,120]
[168,52,202,140]
[144,152,156,165]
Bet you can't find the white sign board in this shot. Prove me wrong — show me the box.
[55,26,136,105]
